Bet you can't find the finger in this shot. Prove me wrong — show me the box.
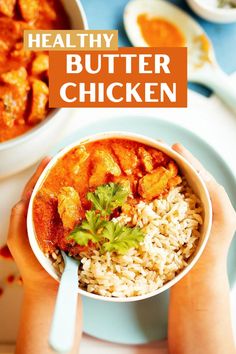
[7,200,28,249]
[172,143,214,183]
[22,157,51,201]
[7,200,36,270]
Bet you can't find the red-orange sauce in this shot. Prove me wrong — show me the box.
[0,244,13,260]
[0,0,70,142]
[137,14,186,47]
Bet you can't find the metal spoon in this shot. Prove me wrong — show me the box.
[124,0,236,114]
[49,251,79,353]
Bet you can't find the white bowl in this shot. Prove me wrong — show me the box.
[0,0,88,178]
[186,0,236,23]
[27,131,212,303]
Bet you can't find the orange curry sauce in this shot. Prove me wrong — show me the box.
[0,0,70,142]
[33,139,181,257]
[137,14,186,47]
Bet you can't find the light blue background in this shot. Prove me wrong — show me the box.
[80,0,236,96]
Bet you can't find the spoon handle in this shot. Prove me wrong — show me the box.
[190,66,236,115]
[49,258,79,353]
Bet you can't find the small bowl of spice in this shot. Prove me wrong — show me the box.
[186,0,236,23]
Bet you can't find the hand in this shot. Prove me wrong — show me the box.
[7,157,58,292]
[172,144,236,264]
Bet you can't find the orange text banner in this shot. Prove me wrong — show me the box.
[49,47,187,108]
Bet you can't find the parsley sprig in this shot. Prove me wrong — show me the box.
[87,182,129,216]
[101,222,144,254]
[68,183,144,255]
[69,211,106,246]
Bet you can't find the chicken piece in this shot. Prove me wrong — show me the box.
[138,160,179,200]
[89,150,121,188]
[0,68,29,126]
[138,147,153,173]
[72,145,90,175]
[138,167,170,200]
[58,186,83,230]
[0,86,26,127]
[0,17,23,52]
[0,0,16,17]
[18,0,39,22]
[112,143,138,175]
[114,177,132,195]
[28,79,49,124]
[149,148,170,168]
[113,174,138,195]
[11,42,32,63]
[32,53,49,76]
[75,145,89,162]
[1,67,29,96]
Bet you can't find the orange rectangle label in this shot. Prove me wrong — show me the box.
[49,47,187,108]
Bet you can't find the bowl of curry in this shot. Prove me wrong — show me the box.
[0,0,87,177]
[27,132,212,302]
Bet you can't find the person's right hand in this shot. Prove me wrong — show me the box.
[172,144,236,264]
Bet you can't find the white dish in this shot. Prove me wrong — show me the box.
[186,0,236,24]
[27,131,212,303]
[0,0,88,178]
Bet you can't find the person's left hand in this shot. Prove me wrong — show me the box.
[7,158,58,292]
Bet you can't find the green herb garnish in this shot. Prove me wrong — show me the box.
[101,221,144,255]
[69,211,106,246]
[87,182,129,216]
[68,183,144,255]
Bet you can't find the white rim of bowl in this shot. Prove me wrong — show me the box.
[190,0,236,13]
[27,131,212,302]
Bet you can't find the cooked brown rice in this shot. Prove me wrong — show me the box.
[49,179,203,298]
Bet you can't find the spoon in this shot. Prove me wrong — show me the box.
[124,0,236,115]
[49,251,79,353]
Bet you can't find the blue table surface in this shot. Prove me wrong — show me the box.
[80,0,236,97]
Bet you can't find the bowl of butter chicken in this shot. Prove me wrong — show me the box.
[27,131,212,302]
[0,0,87,177]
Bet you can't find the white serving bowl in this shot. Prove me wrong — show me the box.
[27,131,212,303]
[0,0,88,178]
[186,0,236,23]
